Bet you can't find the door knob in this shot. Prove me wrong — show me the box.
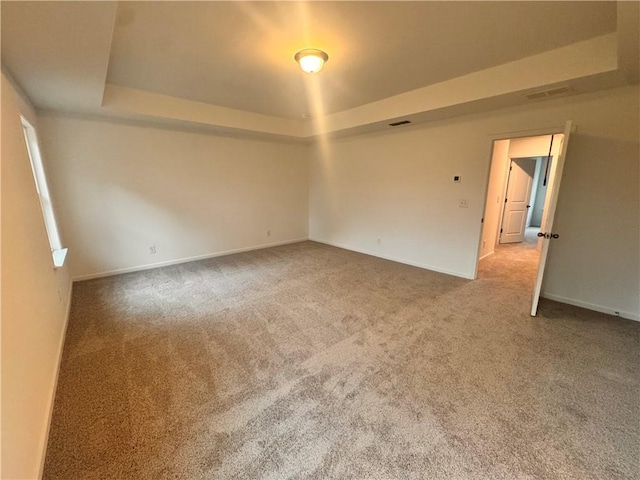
[551,233,559,239]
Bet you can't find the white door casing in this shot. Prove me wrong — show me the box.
[499,157,536,244]
[531,121,572,316]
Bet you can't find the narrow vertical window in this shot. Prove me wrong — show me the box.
[21,116,67,267]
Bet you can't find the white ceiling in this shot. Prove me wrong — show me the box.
[1,1,637,139]
[106,1,616,119]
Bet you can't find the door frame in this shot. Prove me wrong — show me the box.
[472,125,570,280]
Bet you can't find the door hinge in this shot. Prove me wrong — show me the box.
[500,228,503,233]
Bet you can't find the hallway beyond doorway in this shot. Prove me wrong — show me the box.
[480,226,541,289]
[524,226,540,246]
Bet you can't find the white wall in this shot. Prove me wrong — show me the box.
[541,93,639,319]
[1,73,72,479]
[508,135,554,158]
[310,121,486,278]
[37,114,309,279]
[479,139,509,259]
[309,86,640,320]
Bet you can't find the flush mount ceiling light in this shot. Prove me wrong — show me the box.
[294,49,329,73]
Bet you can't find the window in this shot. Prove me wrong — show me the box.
[21,116,67,267]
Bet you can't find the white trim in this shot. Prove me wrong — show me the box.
[72,238,309,282]
[37,282,74,478]
[487,125,567,142]
[311,238,474,280]
[478,251,494,261]
[542,293,639,322]
[21,116,68,266]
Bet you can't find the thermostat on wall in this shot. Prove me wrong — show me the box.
[453,175,461,183]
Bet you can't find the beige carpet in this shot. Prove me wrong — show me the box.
[44,241,639,479]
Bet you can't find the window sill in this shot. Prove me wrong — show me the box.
[52,248,68,268]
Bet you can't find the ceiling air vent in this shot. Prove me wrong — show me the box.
[546,86,572,97]
[389,120,411,127]
[524,86,572,101]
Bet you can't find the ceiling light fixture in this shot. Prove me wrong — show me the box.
[294,49,329,73]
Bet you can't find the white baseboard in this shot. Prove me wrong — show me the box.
[478,251,494,261]
[72,238,309,282]
[311,238,474,280]
[541,292,639,322]
[38,281,74,479]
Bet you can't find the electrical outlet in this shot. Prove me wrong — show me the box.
[149,245,156,254]
[377,238,382,244]
[459,199,469,208]
[266,230,271,237]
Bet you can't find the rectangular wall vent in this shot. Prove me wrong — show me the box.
[525,91,548,100]
[524,86,572,101]
[546,86,572,96]
[389,120,411,127]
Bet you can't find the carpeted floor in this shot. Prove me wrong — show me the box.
[44,241,639,479]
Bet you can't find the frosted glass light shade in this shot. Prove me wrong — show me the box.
[294,49,329,73]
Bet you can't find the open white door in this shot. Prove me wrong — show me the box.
[499,157,536,244]
[531,121,572,316]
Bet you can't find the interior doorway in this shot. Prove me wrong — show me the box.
[476,122,572,316]
[497,153,553,246]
